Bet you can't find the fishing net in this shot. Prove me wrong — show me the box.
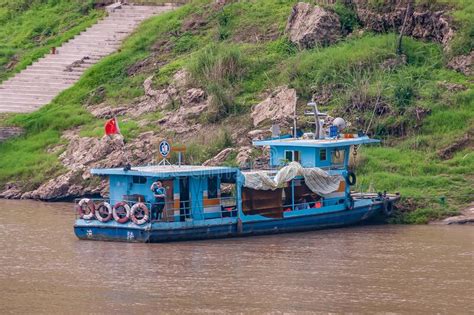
[243,162,343,195]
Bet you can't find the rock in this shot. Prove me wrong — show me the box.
[158,87,209,134]
[0,183,23,199]
[203,148,235,166]
[352,1,454,50]
[447,52,473,76]
[248,129,271,140]
[90,106,128,119]
[236,146,253,168]
[251,86,297,127]
[172,69,189,91]
[130,94,171,118]
[431,203,474,225]
[286,2,341,49]
[22,130,164,200]
[27,172,77,200]
[60,133,125,171]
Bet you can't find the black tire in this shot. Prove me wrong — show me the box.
[347,171,357,186]
[383,200,393,216]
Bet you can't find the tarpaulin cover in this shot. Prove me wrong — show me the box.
[243,162,343,195]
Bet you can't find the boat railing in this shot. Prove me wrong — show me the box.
[74,197,238,223]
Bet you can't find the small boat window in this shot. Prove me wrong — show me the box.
[284,150,301,163]
[132,176,147,184]
[331,149,346,166]
[208,176,218,199]
[319,149,327,161]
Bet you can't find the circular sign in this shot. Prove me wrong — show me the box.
[159,140,171,157]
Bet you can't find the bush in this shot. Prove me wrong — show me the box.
[189,43,246,86]
[332,1,360,34]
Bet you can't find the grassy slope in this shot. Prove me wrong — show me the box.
[0,0,472,222]
[0,0,104,83]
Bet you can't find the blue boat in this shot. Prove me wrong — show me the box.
[74,116,400,242]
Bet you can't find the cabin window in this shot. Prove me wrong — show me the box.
[319,149,327,161]
[132,176,147,184]
[208,176,218,199]
[331,149,346,166]
[284,150,300,163]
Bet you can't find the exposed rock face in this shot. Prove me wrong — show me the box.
[286,2,341,49]
[447,52,473,76]
[90,106,128,119]
[236,146,252,168]
[158,87,209,134]
[251,86,297,127]
[352,1,454,49]
[203,148,235,166]
[21,131,163,200]
[431,203,474,225]
[0,183,23,199]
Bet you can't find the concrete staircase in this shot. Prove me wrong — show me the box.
[0,3,175,114]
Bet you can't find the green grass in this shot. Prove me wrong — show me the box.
[0,0,105,82]
[0,0,472,222]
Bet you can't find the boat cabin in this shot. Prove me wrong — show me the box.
[253,136,379,169]
[91,165,241,222]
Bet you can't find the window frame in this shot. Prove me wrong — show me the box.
[207,176,218,199]
[132,176,147,185]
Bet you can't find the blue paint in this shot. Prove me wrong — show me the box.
[75,135,398,243]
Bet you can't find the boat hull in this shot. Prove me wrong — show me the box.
[74,199,389,243]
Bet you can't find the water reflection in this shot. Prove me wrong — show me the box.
[0,199,472,313]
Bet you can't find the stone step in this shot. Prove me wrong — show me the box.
[0,106,40,113]
[0,103,49,110]
[0,91,59,98]
[0,4,176,113]
[17,71,82,77]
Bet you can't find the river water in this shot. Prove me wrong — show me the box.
[0,200,472,314]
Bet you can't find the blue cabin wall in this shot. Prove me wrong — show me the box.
[269,146,348,168]
[108,174,230,221]
[109,175,157,204]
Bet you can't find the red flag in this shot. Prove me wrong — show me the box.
[104,117,120,136]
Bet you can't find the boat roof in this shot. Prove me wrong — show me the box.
[253,135,380,148]
[91,165,239,178]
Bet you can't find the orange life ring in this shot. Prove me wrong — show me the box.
[131,203,149,225]
[95,202,113,222]
[77,198,95,220]
[113,202,131,223]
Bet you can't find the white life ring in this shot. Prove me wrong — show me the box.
[95,202,113,222]
[77,198,95,220]
[131,203,150,225]
[113,201,131,223]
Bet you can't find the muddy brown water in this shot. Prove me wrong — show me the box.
[0,199,472,314]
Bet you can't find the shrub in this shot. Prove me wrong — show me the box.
[332,1,360,34]
[188,43,246,86]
